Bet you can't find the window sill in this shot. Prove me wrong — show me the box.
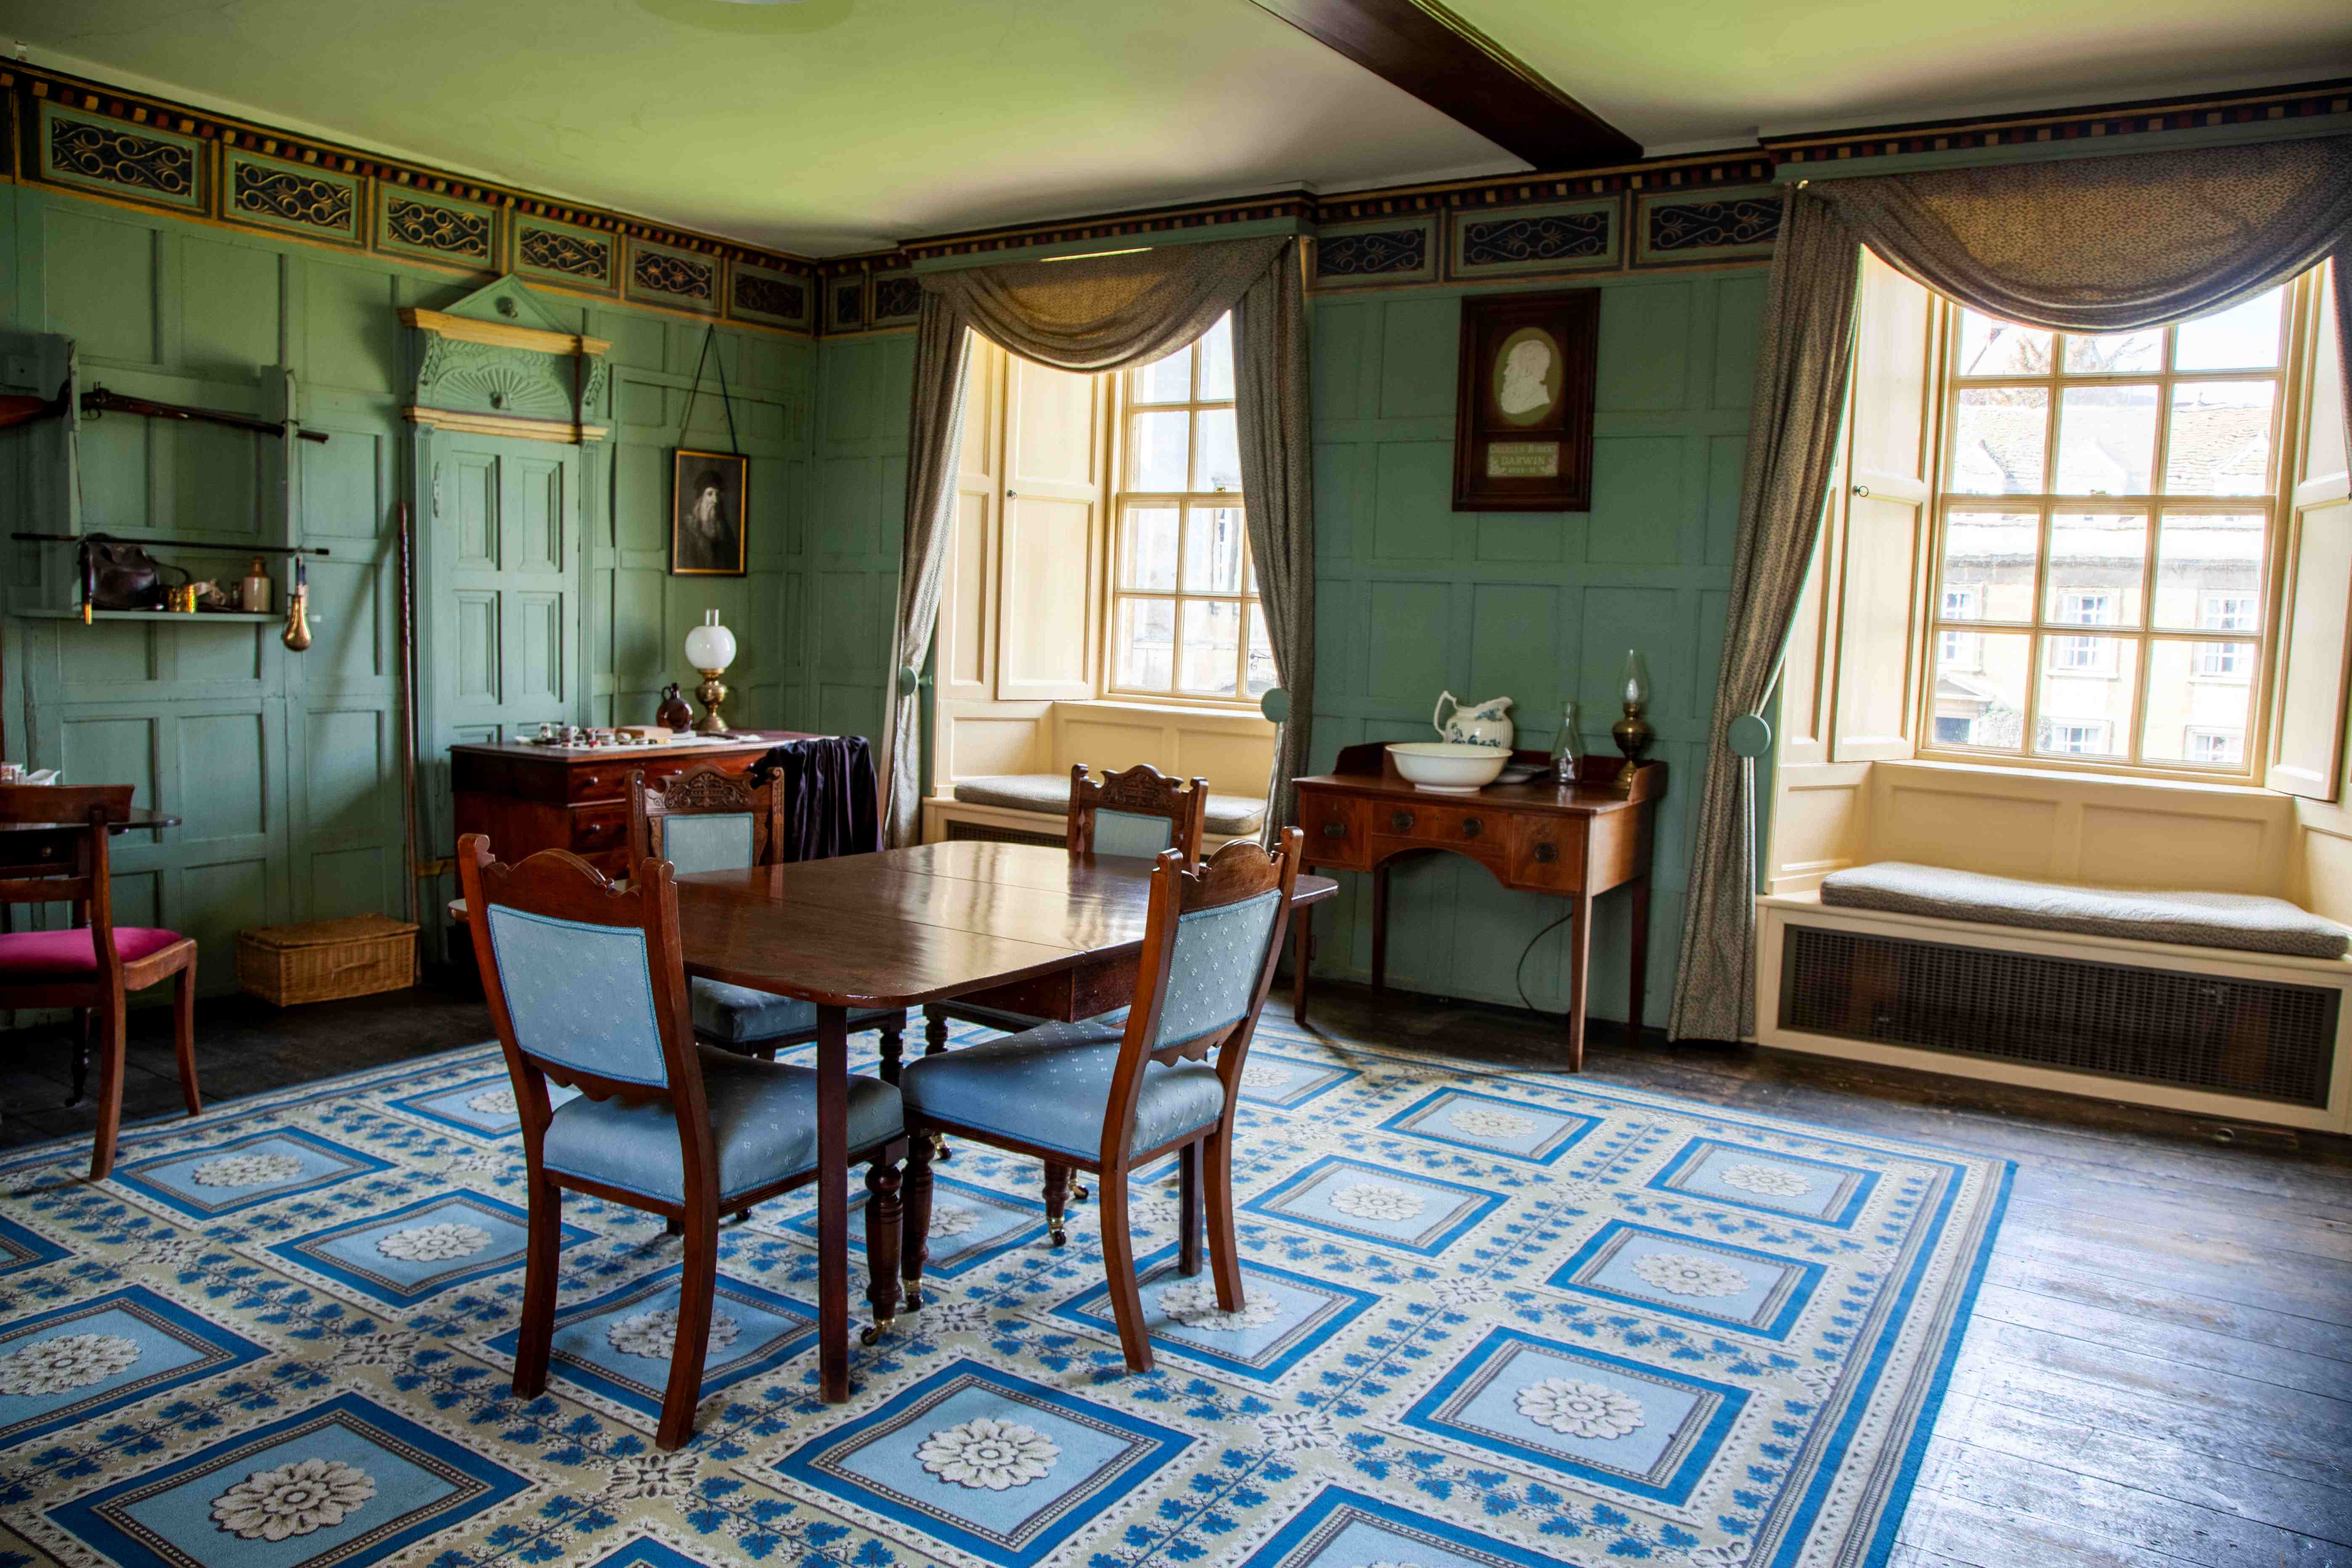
[1891,754,2283,800]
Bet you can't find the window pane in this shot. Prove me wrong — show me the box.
[1245,604,1275,697]
[2151,512,2265,631]
[1120,505,1178,591]
[1940,512,2036,623]
[1193,408,1242,491]
[1182,504,1245,593]
[2142,638,2254,767]
[1176,600,1240,697]
[2054,384,2157,494]
[2035,635,2138,759]
[2174,287,2283,371]
[1114,597,1175,690]
[1956,310,2051,376]
[1951,388,2047,493]
[1933,630,2030,750]
[2164,382,2275,496]
[2062,330,2162,374]
[1197,313,1235,402]
[1130,409,1189,491]
[2043,513,2145,627]
[1132,348,1191,405]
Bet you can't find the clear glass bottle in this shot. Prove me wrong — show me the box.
[1550,700,1585,785]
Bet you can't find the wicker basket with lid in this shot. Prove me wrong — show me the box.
[236,914,418,1005]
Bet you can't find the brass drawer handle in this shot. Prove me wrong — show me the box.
[1533,841,1558,863]
[1390,810,1414,833]
[1462,817,1482,838]
[1321,818,1348,838]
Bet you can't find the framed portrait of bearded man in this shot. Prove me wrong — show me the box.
[1451,290,1598,512]
[671,449,748,576]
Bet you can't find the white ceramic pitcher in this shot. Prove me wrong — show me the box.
[1432,691,1514,749]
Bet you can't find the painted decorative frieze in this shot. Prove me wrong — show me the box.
[379,193,495,265]
[869,272,921,327]
[1313,216,1438,288]
[514,221,615,292]
[1451,196,1619,277]
[225,150,361,241]
[39,102,202,210]
[730,264,809,328]
[626,240,718,312]
[1633,186,1782,266]
[828,274,866,332]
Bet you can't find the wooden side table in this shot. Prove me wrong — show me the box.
[1289,745,1665,1069]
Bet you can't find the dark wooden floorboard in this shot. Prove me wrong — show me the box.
[7,975,2349,1567]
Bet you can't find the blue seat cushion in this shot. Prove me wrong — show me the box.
[542,1044,902,1206]
[692,978,899,1045]
[899,1016,1225,1161]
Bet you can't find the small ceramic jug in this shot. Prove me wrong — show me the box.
[1432,691,1514,749]
[656,682,693,733]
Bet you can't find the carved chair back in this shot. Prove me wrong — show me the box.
[1067,763,1209,862]
[629,764,780,873]
[0,784,134,993]
[457,837,718,1197]
[1095,828,1301,1167]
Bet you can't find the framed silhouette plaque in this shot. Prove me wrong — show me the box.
[1452,290,1599,512]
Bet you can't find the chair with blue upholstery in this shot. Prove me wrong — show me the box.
[900,828,1301,1372]
[630,764,910,1075]
[457,833,907,1450]
[919,762,1207,1055]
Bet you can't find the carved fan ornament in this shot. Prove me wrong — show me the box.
[399,277,611,444]
[660,771,756,812]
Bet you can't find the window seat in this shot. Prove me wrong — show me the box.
[952,775,1266,837]
[1817,861,2349,960]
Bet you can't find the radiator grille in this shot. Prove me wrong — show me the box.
[942,819,1063,849]
[1781,924,2338,1107]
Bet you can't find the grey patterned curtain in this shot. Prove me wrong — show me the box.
[1233,243,1316,840]
[1669,136,2352,1043]
[882,236,1313,847]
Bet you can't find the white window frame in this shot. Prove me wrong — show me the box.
[1921,275,2312,779]
[1104,317,1266,706]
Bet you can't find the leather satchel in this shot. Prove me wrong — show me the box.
[79,534,185,611]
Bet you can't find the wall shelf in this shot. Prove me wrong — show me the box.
[15,608,279,623]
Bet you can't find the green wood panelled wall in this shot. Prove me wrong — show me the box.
[0,185,812,992]
[1304,271,1765,1021]
[800,330,915,747]
[804,269,1766,1022]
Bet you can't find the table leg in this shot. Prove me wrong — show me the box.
[816,1003,850,1402]
[1564,892,1592,1073]
[1291,907,1311,1025]
[1371,862,1391,994]
[1625,876,1650,1045]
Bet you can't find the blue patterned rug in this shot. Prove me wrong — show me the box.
[0,1015,2008,1568]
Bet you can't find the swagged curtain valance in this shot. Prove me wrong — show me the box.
[884,236,1316,848]
[1670,134,2352,1044]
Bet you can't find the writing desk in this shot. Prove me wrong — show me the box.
[1290,745,1664,1068]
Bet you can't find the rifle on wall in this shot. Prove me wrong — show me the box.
[79,384,329,444]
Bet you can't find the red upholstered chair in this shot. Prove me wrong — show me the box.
[0,785,199,1178]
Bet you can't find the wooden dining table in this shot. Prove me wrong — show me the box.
[668,839,1337,1402]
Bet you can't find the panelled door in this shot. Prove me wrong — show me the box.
[422,431,584,847]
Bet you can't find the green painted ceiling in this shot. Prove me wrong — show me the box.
[0,0,1513,257]
[4,0,2346,257]
[1447,0,2352,155]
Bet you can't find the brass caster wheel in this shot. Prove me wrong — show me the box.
[860,1317,894,1347]
[1048,1226,1068,1249]
[733,1210,752,1224]
[1069,1182,1089,1202]
[902,1286,924,1311]
[931,1132,953,1162]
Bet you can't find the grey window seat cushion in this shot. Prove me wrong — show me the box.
[951,773,1266,836]
[1817,862,2350,960]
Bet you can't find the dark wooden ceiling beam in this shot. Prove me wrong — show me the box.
[1249,0,1641,171]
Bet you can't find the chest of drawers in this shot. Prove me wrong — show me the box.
[449,732,811,876]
